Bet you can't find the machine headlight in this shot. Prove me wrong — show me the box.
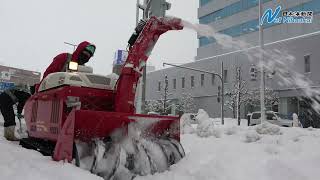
[69,61,78,71]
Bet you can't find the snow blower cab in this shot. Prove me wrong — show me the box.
[21,16,185,179]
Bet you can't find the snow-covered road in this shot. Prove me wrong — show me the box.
[1,116,320,180]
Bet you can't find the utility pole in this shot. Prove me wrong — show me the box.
[259,0,266,123]
[236,67,241,125]
[221,61,225,125]
[136,0,140,25]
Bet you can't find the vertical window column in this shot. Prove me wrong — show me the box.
[304,54,311,73]
[224,70,228,83]
[212,74,215,86]
[201,74,205,87]
[191,76,195,88]
[182,77,185,89]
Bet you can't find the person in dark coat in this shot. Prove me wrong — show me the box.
[42,41,96,79]
[0,86,31,141]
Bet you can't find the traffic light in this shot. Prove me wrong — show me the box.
[249,64,257,81]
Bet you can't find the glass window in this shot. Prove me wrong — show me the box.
[266,113,276,120]
[173,79,177,89]
[199,37,216,47]
[201,74,205,87]
[158,82,161,91]
[212,74,215,86]
[191,76,195,88]
[199,0,272,24]
[200,0,213,7]
[304,55,311,73]
[182,77,185,88]
[252,113,261,119]
[224,70,228,83]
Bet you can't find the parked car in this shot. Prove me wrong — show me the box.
[250,111,293,127]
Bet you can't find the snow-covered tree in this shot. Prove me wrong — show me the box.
[247,87,279,108]
[224,66,248,125]
[145,75,173,114]
[145,100,162,113]
[176,92,196,114]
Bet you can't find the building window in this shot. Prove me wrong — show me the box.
[200,0,213,7]
[182,77,185,88]
[158,81,161,91]
[199,0,273,24]
[173,79,177,89]
[304,55,311,73]
[212,74,215,86]
[201,74,205,87]
[191,76,195,88]
[199,36,216,47]
[224,70,228,83]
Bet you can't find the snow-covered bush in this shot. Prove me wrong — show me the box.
[176,92,196,114]
[195,109,220,138]
[245,131,261,143]
[145,100,162,114]
[211,127,222,138]
[292,113,300,127]
[225,126,238,135]
[180,114,195,134]
[195,109,210,124]
[255,122,281,135]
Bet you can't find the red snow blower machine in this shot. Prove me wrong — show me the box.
[20,16,185,179]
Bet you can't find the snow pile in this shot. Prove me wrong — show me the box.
[2,115,320,180]
[256,122,281,135]
[0,138,102,180]
[212,117,248,127]
[195,109,221,138]
[224,126,238,135]
[138,124,320,180]
[180,114,195,134]
[292,113,302,127]
[245,131,261,143]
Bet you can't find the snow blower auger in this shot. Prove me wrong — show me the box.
[20,16,185,180]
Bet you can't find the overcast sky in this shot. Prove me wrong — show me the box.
[0,0,198,75]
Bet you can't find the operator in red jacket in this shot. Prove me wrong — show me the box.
[43,41,96,79]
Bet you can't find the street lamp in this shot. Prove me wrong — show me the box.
[163,62,225,125]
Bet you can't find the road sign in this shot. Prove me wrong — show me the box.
[0,82,15,91]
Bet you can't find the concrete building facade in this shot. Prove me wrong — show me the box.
[0,65,41,92]
[146,0,320,120]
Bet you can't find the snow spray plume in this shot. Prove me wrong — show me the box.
[182,19,320,114]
